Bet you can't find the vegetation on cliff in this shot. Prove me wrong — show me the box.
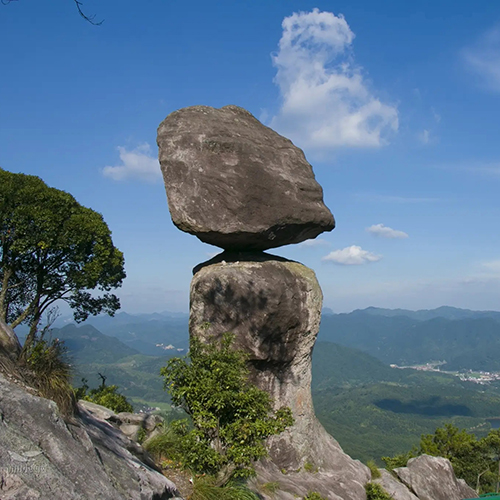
[155,332,293,485]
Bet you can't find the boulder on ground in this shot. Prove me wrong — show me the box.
[375,469,419,500]
[394,455,478,500]
[157,105,334,251]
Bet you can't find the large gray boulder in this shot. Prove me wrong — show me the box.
[375,469,419,500]
[0,372,182,500]
[394,455,478,500]
[157,105,334,251]
[190,251,370,499]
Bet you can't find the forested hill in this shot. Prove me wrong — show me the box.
[318,308,500,371]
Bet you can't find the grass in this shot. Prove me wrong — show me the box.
[190,476,259,500]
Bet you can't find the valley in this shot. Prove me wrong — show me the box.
[25,305,500,465]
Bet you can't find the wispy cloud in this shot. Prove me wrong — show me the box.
[366,224,408,239]
[298,238,330,248]
[463,27,500,92]
[322,245,381,265]
[418,129,431,144]
[270,8,398,152]
[482,259,500,273]
[102,144,161,182]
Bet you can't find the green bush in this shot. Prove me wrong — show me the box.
[78,382,133,413]
[367,460,381,479]
[365,482,393,500]
[303,492,327,500]
[160,332,294,484]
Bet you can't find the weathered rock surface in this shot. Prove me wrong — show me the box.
[375,469,419,500]
[394,455,478,500]
[157,105,334,251]
[80,400,164,442]
[190,251,370,499]
[0,372,182,500]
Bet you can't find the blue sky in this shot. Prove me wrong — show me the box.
[2,0,500,313]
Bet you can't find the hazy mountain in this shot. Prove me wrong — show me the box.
[318,311,500,370]
[356,305,500,322]
[50,324,139,364]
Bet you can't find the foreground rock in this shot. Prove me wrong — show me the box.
[80,400,163,442]
[393,455,478,500]
[190,251,370,499]
[157,105,334,251]
[0,372,182,500]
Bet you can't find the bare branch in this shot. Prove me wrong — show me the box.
[74,0,103,26]
[1,0,103,25]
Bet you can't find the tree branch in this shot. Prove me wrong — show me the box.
[74,0,103,25]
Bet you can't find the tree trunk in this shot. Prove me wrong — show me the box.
[0,318,21,360]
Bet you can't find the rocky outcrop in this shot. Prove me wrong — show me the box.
[393,455,478,500]
[159,104,476,500]
[375,469,419,500]
[157,105,334,251]
[0,319,21,360]
[0,371,182,500]
[190,251,370,499]
[80,400,163,442]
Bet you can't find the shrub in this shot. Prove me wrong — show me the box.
[78,382,133,413]
[367,460,381,479]
[365,482,393,500]
[303,492,327,500]
[260,481,281,495]
[303,460,318,473]
[160,332,293,484]
[190,475,259,500]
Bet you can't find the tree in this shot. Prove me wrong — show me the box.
[0,168,125,354]
[160,333,294,484]
[1,0,103,25]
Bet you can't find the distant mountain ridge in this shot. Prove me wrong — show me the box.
[15,305,500,371]
[355,305,500,322]
[319,309,500,371]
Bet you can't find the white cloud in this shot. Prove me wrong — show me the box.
[102,144,161,182]
[418,129,430,144]
[366,223,408,239]
[463,28,500,92]
[271,8,398,152]
[298,238,330,248]
[322,245,381,265]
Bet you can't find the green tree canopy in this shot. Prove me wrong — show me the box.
[0,168,125,352]
[160,333,293,484]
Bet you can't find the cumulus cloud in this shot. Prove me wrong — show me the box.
[463,28,500,92]
[366,223,408,239]
[322,245,381,265]
[298,238,330,248]
[102,144,161,182]
[271,8,398,152]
